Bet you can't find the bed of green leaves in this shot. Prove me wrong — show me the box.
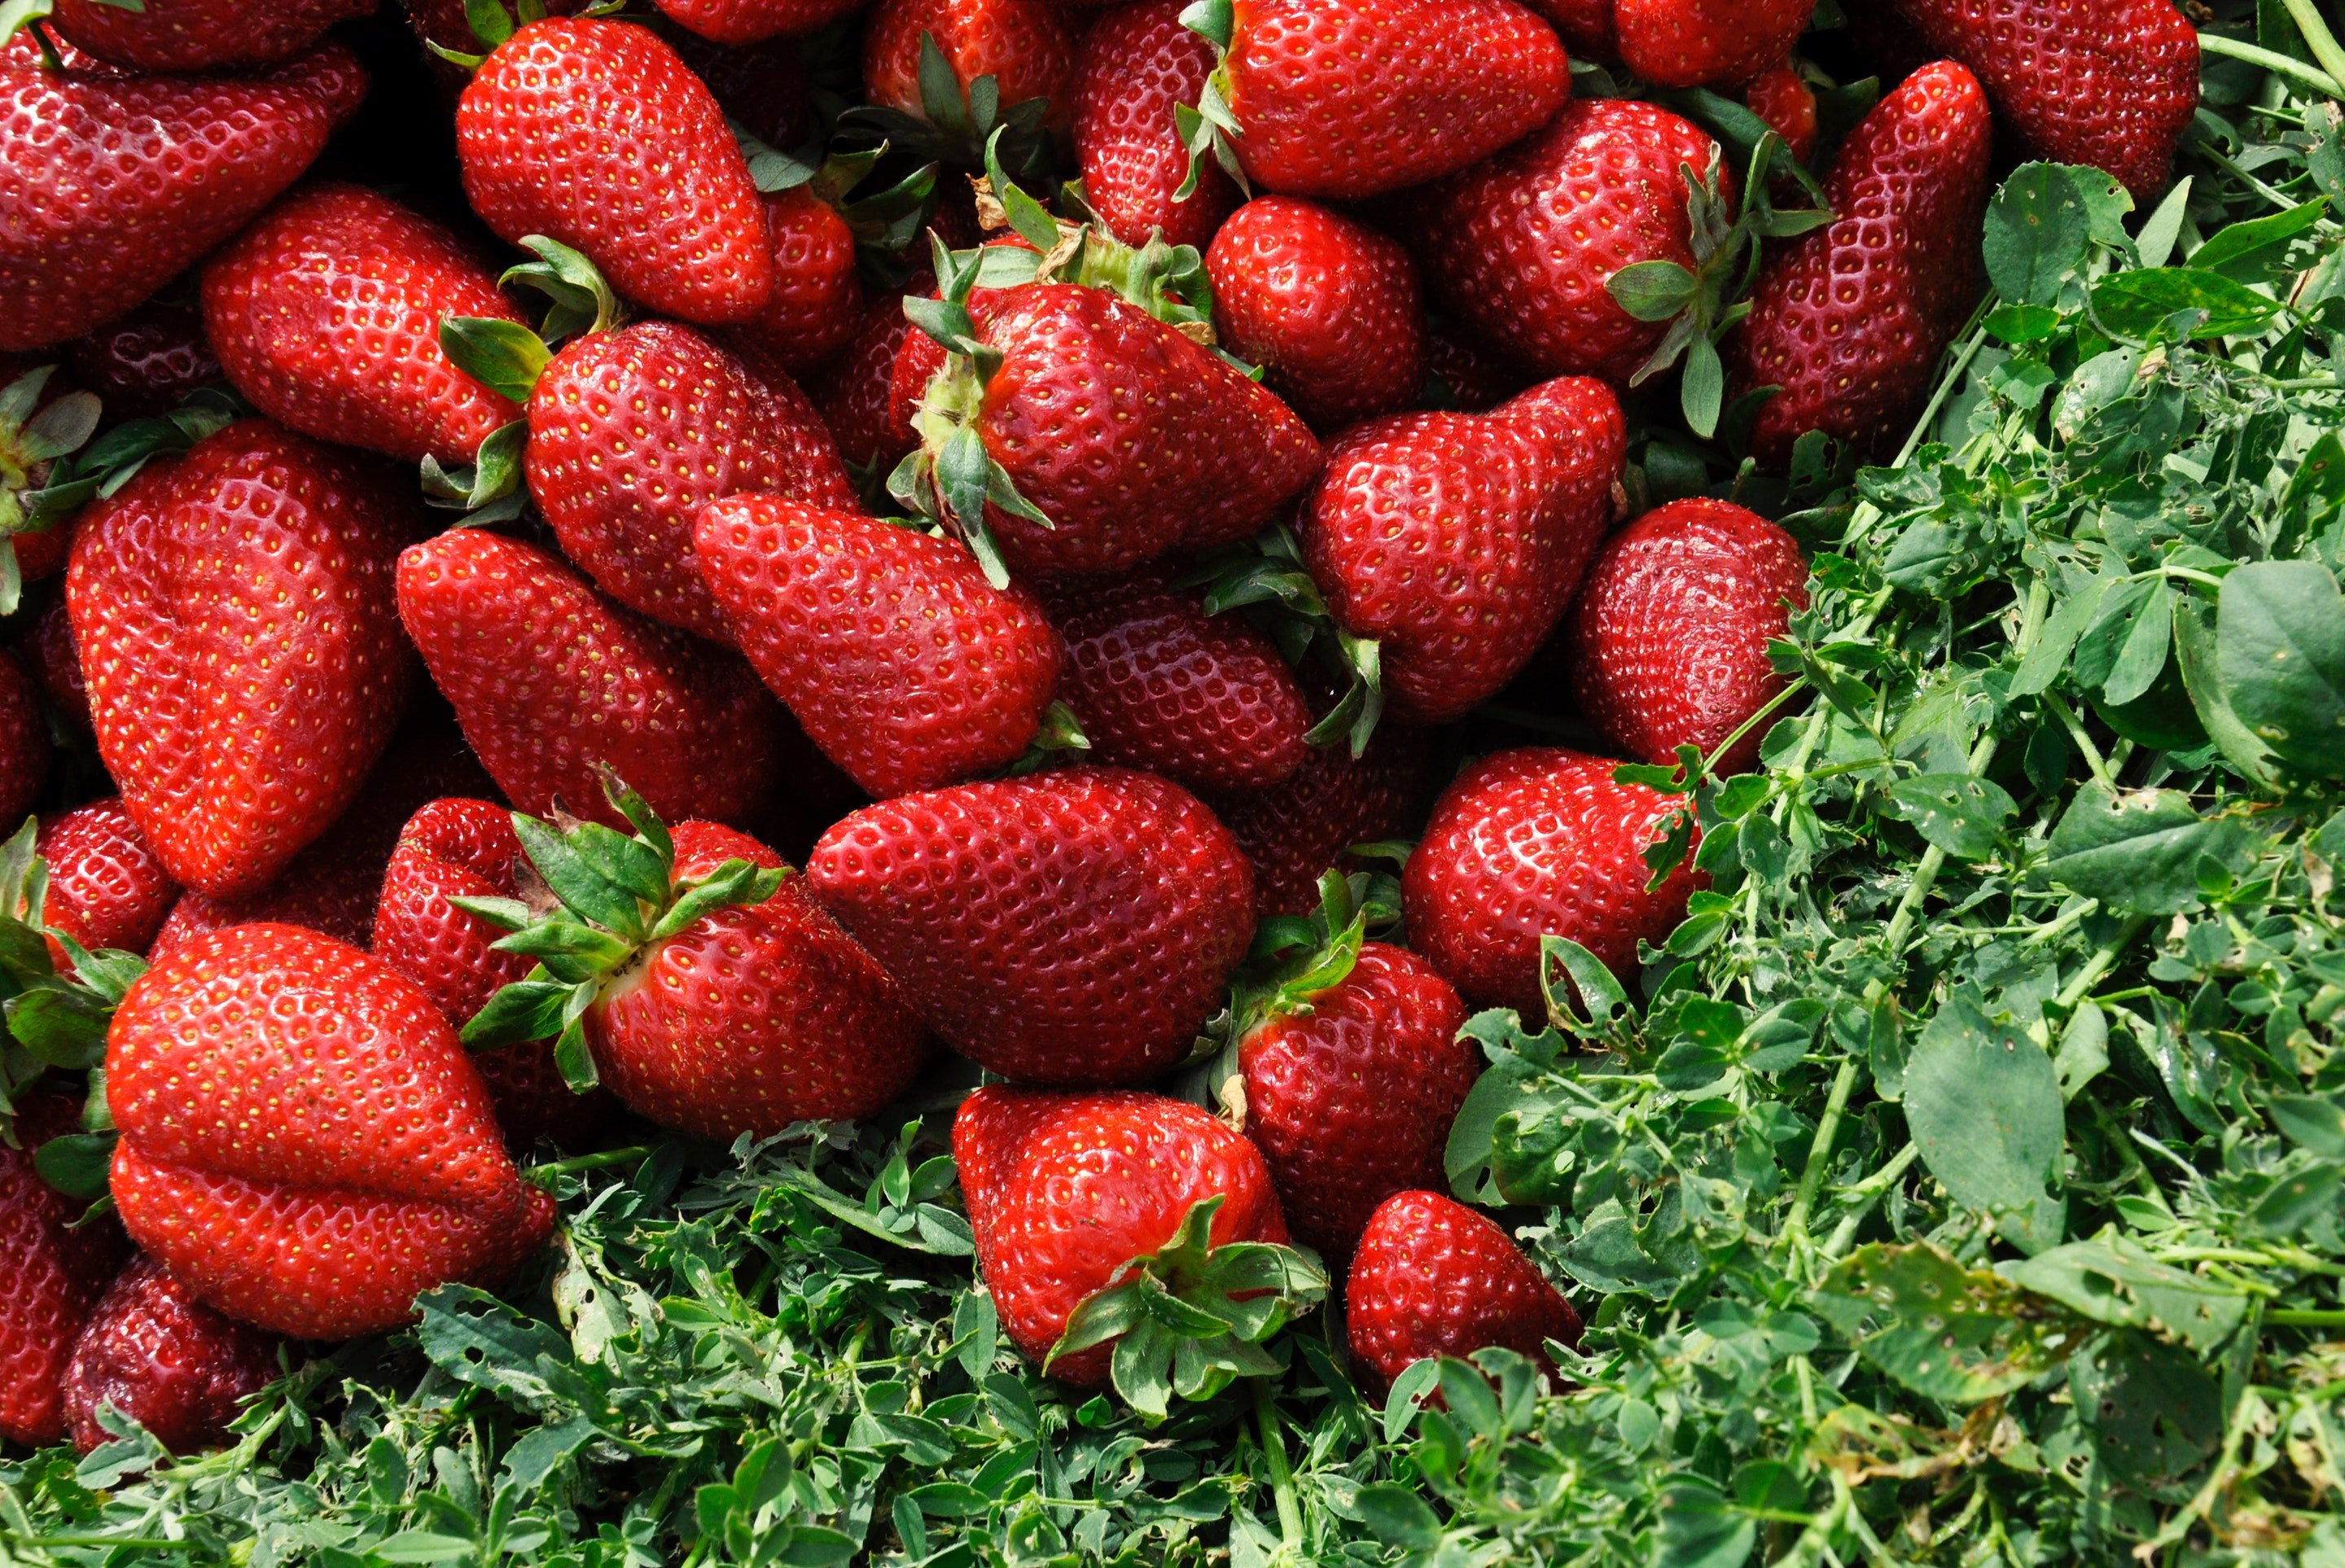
[10,6,2345,1566]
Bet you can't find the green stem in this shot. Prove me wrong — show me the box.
[2268,1308,2345,1327]
[1786,1058,1859,1255]
[1821,1144,1924,1263]
[2198,30,2345,98]
[1253,1380,1304,1553]
[2277,0,2345,100]
[2042,692,2115,788]
[528,1144,654,1181]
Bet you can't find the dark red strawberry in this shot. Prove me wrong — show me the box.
[1615,0,1810,88]
[651,0,863,46]
[648,18,813,149]
[863,0,1080,136]
[47,0,373,71]
[1347,1190,1580,1384]
[1300,378,1626,724]
[1519,0,1612,57]
[1744,59,1819,164]
[67,300,223,422]
[24,597,87,734]
[0,1092,129,1448]
[1206,196,1427,432]
[1729,59,1992,465]
[1565,499,1808,774]
[1208,717,1438,919]
[37,799,177,960]
[732,189,866,374]
[1424,322,1533,413]
[62,1255,282,1456]
[808,768,1256,1084]
[1073,0,1237,252]
[1404,747,1699,1012]
[817,279,930,471]
[0,647,49,829]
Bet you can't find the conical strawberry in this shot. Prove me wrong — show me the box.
[732,188,866,373]
[1347,1190,1580,1385]
[864,0,1080,136]
[1073,0,1237,251]
[62,1255,283,1456]
[1207,716,1438,920]
[37,799,177,961]
[818,280,930,471]
[1,1091,129,1448]
[1744,59,1819,164]
[46,0,374,72]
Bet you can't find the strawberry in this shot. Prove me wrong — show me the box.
[45,0,374,72]
[649,17,813,149]
[1729,60,1992,466]
[1299,378,1626,724]
[0,42,357,350]
[62,1254,282,1456]
[1424,323,1534,413]
[818,280,930,471]
[863,0,1080,138]
[403,0,588,59]
[1205,197,1428,433]
[732,188,867,374]
[68,420,418,900]
[0,647,49,828]
[1416,99,1725,384]
[1181,0,1570,202]
[1519,0,1612,57]
[1208,716,1438,919]
[1073,0,1237,252]
[1614,0,1810,89]
[0,1091,129,1447]
[694,495,1065,797]
[1565,498,1808,774]
[1888,0,2198,199]
[67,300,223,423]
[807,768,1256,1085]
[395,528,782,830]
[1744,59,1819,165]
[37,799,177,960]
[108,922,554,1341]
[1050,569,1313,794]
[201,185,528,470]
[1403,747,1699,1012]
[651,0,863,46]
[457,18,778,327]
[1346,1190,1581,1385]
[24,597,86,734]
[0,364,93,598]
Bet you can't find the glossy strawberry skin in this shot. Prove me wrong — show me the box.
[50,0,373,71]
[808,768,1256,1085]
[1889,0,2197,199]
[1073,1,1236,252]
[1238,944,1475,1260]
[107,922,555,1342]
[62,1255,282,1456]
[1744,59,1819,164]
[37,799,178,960]
[1731,60,1992,466]
[731,190,866,374]
[864,0,1080,133]
[956,1086,1287,1382]
[0,648,50,830]
[67,300,223,422]
[0,44,353,351]
[1206,197,1428,433]
[651,0,863,46]
[818,283,927,471]
[695,495,1063,798]
[1404,747,1700,1014]
[397,530,782,831]
[203,184,527,468]
[1,1093,130,1448]
[458,18,777,326]
[68,420,418,901]
[1615,0,1811,88]
[1347,1190,1580,1385]
[1566,499,1808,775]
[1221,0,1570,201]
[1050,572,1312,794]
[1301,378,1627,724]
[527,321,857,642]
[1418,99,1724,384]
[1207,718,1438,919]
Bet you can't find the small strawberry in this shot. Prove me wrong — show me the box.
[1403,747,1699,1013]
[1565,498,1808,775]
[1205,197,1427,433]
[732,188,867,374]
[67,300,223,422]
[1300,378,1626,724]
[1347,1190,1581,1385]
[396,528,782,830]
[62,1254,283,1456]
[0,647,49,828]
[37,799,177,961]
[0,1091,129,1448]
[1519,0,1613,57]
[68,420,417,900]
[1208,715,1438,920]
[1729,59,1992,465]
[808,767,1256,1085]
[1074,0,1237,252]
[863,0,1080,142]
[457,17,778,326]
[1744,59,1819,164]
[24,597,86,734]
[1614,0,1810,88]
[44,0,373,71]
[650,0,862,46]
[818,279,931,471]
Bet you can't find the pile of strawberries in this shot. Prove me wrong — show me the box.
[1,0,2198,1457]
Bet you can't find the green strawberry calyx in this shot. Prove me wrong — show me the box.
[1045,1194,1329,1424]
[420,0,622,72]
[456,769,787,1093]
[837,29,1054,186]
[1179,521,1386,756]
[1172,0,1250,204]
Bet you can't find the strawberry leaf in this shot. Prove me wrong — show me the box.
[439,318,549,406]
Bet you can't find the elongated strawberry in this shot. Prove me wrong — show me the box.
[46,0,373,71]
[651,0,862,46]
[37,799,176,961]
[1208,716,1438,919]
[1615,0,1810,88]
[1347,1190,1580,1385]
[397,529,782,830]
[809,768,1256,1084]
[458,18,777,326]
[864,0,1079,136]
[1206,197,1427,433]
[1,1092,129,1447]
[1565,499,1808,774]
[62,1255,282,1456]
[1300,378,1625,724]
[1404,747,1699,1012]
[732,189,867,374]
[1731,61,1991,466]
[68,420,417,900]
[68,300,223,422]
[1074,1,1236,252]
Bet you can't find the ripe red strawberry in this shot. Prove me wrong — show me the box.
[731,189,866,374]
[396,529,782,830]
[37,799,178,960]
[0,647,49,829]
[202,185,528,469]
[1888,0,2197,199]
[1404,747,1700,1012]
[1729,60,1992,465]
[1237,942,1475,1260]
[818,280,930,471]
[1300,378,1626,724]
[1206,197,1427,433]
[1208,717,1438,919]
[863,0,1080,134]
[1073,1,1237,252]
[1566,499,1808,774]
[458,18,777,326]
[24,598,87,734]
[1519,0,1612,57]
[1050,570,1312,794]
[1615,0,1810,88]
[1417,99,1724,383]
[46,0,373,71]
[651,0,862,46]
[1347,1190,1581,1385]
[1198,0,1570,201]
[62,1255,282,1456]
[694,495,1063,797]
[808,768,1256,1084]
[0,1092,129,1448]
[67,300,223,422]
[1744,59,1819,164]
[0,42,356,351]
[68,420,417,900]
